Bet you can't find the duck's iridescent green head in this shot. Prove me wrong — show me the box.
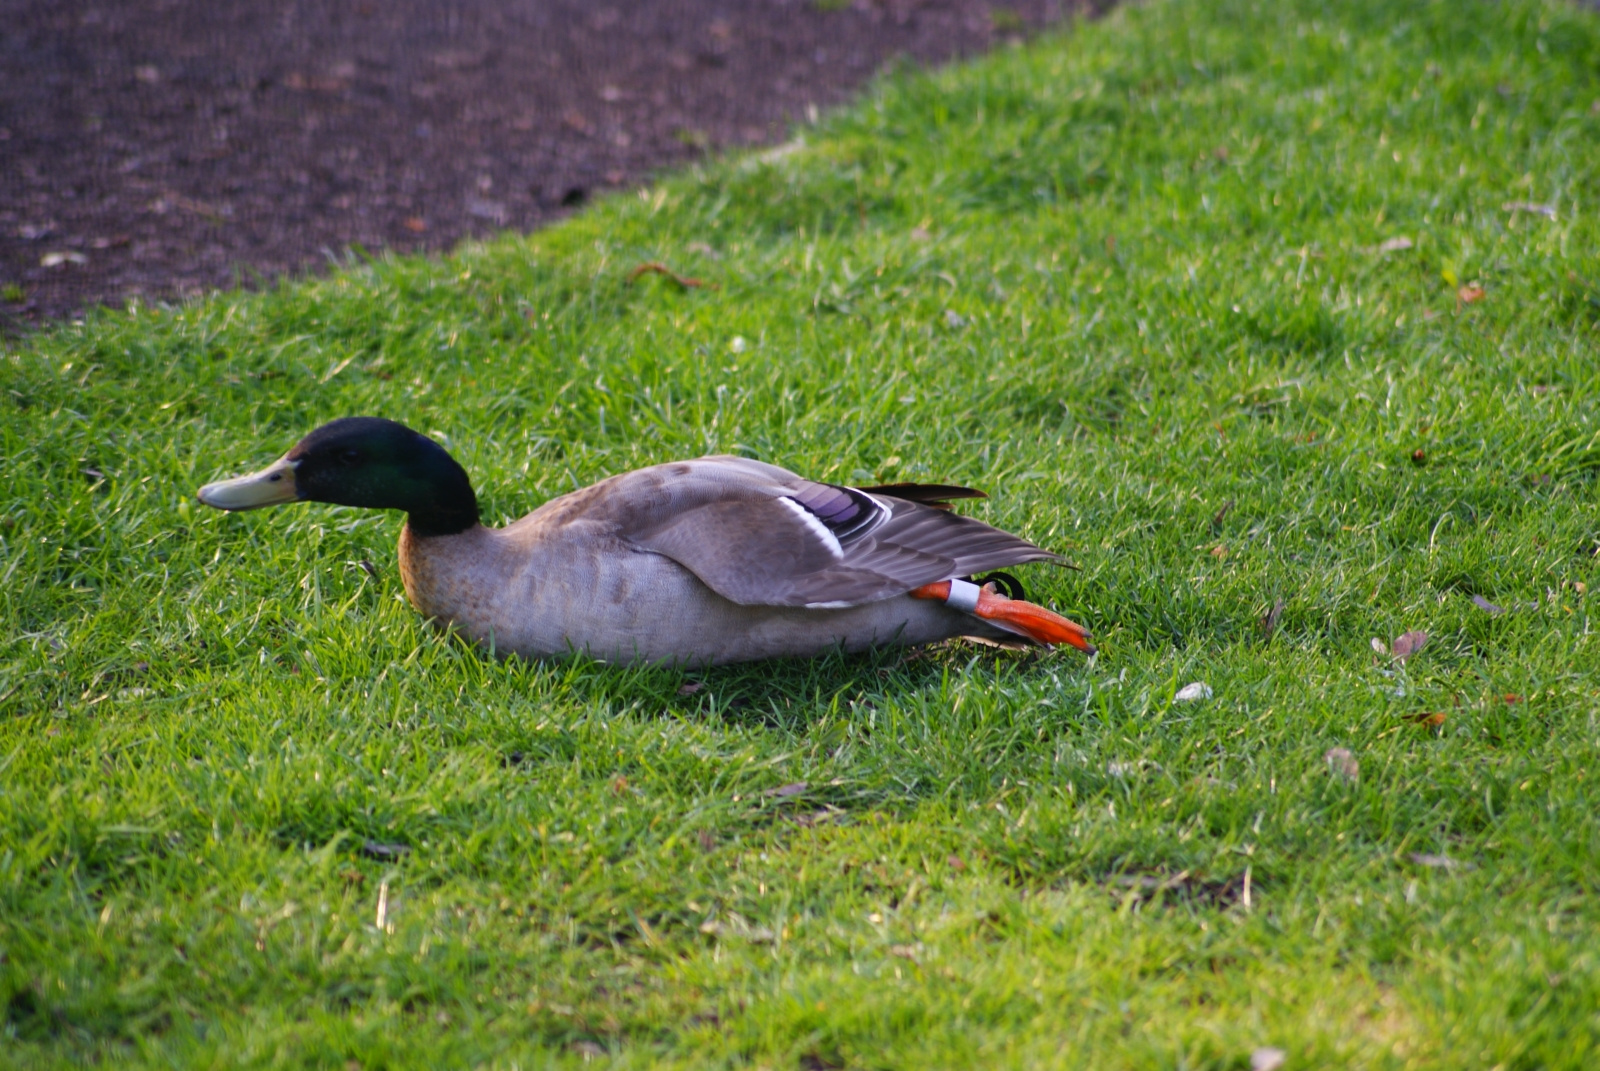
[197,417,479,537]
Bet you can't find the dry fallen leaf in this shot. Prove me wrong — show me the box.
[764,782,808,798]
[1211,498,1234,530]
[1324,747,1359,783]
[1174,682,1213,702]
[1457,284,1486,305]
[1472,594,1505,615]
[1367,236,1414,254]
[1371,637,1388,657]
[1210,544,1229,559]
[783,809,839,828]
[403,217,427,233]
[1404,711,1448,728]
[676,682,705,696]
[627,261,710,289]
[1411,448,1427,465]
[1391,630,1429,662]
[1261,598,1285,638]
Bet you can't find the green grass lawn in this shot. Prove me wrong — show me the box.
[5,0,1600,1065]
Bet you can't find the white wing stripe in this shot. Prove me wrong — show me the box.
[857,493,894,539]
[777,496,845,559]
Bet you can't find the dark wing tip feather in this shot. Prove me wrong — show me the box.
[858,482,988,510]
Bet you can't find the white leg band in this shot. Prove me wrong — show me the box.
[944,578,981,614]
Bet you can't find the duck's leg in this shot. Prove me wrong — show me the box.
[910,579,1096,654]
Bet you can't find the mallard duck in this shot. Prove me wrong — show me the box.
[197,417,1095,666]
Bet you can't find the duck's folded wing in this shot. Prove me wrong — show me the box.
[611,456,1059,608]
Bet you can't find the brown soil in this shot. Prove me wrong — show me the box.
[1,0,1094,327]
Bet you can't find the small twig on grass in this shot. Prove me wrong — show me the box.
[627,262,715,289]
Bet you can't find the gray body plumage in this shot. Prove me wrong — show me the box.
[398,455,1059,666]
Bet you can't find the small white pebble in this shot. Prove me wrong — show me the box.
[1174,682,1213,702]
[1251,1048,1287,1071]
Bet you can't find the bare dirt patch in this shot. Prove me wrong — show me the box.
[1,0,1096,326]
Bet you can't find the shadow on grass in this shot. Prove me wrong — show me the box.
[484,634,1074,734]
